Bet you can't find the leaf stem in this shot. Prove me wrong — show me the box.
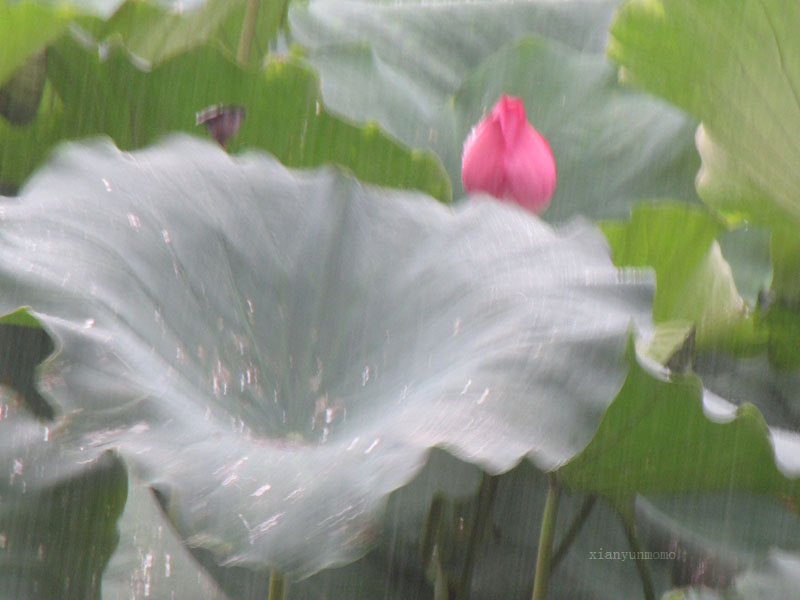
[551,495,596,570]
[458,472,499,599]
[420,493,451,600]
[421,493,446,567]
[617,508,655,600]
[237,0,261,64]
[268,569,286,600]
[531,474,560,600]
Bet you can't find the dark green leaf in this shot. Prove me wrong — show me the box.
[0,2,70,86]
[75,0,286,68]
[0,391,127,600]
[559,347,800,501]
[1,38,451,201]
[0,51,47,125]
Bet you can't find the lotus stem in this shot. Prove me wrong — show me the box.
[531,474,560,600]
[237,0,261,64]
[268,569,286,600]
[551,495,597,570]
[618,508,655,600]
[420,493,451,599]
[458,472,499,599]
[421,493,445,566]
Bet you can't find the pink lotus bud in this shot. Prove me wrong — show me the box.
[461,95,556,214]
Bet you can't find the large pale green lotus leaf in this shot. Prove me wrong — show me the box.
[638,495,800,599]
[103,449,480,599]
[736,551,800,599]
[638,494,800,567]
[288,0,700,219]
[288,0,621,145]
[451,38,701,221]
[292,0,621,54]
[289,0,621,109]
[102,475,235,600]
[608,0,800,229]
[0,135,652,578]
[288,0,622,142]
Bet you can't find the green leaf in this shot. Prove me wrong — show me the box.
[769,229,800,305]
[74,0,242,67]
[763,304,800,371]
[75,0,287,68]
[766,230,800,370]
[0,308,42,328]
[24,0,151,18]
[558,347,800,501]
[1,38,451,202]
[0,2,71,86]
[608,0,800,369]
[608,0,800,229]
[600,203,764,353]
[0,135,652,578]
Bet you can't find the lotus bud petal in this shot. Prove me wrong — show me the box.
[461,95,556,214]
[196,104,246,150]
